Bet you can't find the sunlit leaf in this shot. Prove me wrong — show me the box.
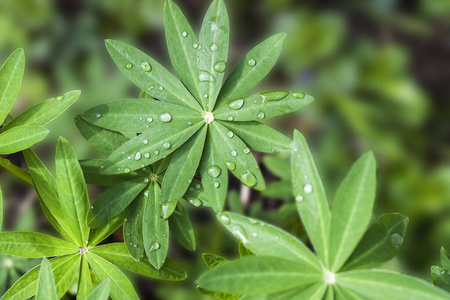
[77,255,92,300]
[0,126,48,155]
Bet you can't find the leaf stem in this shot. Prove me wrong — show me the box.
[0,157,33,185]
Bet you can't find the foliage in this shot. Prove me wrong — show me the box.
[431,247,450,292]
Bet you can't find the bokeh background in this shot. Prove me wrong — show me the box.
[0,0,449,299]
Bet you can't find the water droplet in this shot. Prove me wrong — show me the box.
[90,205,94,209]
[203,93,208,98]
[227,116,234,121]
[232,224,248,243]
[303,183,313,194]
[214,61,226,73]
[149,242,160,252]
[139,117,143,121]
[390,233,403,248]
[247,59,256,67]
[141,62,152,72]
[147,117,153,123]
[295,195,304,202]
[230,150,237,157]
[193,43,199,49]
[260,91,289,105]
[143,139,149,144]
[134,152,142,160]
[125,63,133,69]
[213,182,220,188]
[227,131,234,138]
[163,142,171,149]
[207,165,222,178]
[257,111,265,119]
[187,178,192,184]
[148,85,155,91]
[159,113,172,122]
[210,43,218,51]
[243,148,250,154]
[293,92,305,99]
[188,198,203,207]
[144,153,150,158]
[181,31,187,37]
[124,168,131,174]
[133,244,138,248]
[218,213,231,224]
[158,86,164,91]
[198,44,202,50]
[249,218,258,224]
[144,178,150,183]
[225,161,236,171]
[199,70,216,82]
[154,150,159,155]
[95,113,101,118]
[56,95,64,101]
[240,170,257,187]
[228,99,244,110]
[187,121,192,126]
[195,183,202,189]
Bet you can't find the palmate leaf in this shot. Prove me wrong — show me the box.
[0,125,48,155]
[0,49,25,125]
[169,202,196,251]
[35,258,57,300]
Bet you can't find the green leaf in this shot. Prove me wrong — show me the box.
[197,256,321,295]
[216,33,286,105]
[164,0,201,102]
[101,119,203,174]
[262,155,291,180]
[82,98,201,134]
[2,90,80,131]
[88,210,128,247]
[90,243,187,281]
[228,190,244,214]
[105,39,202,111]
[221,121,292,154]
[87,252,139,300]
[334,284,365,300]
[211,121,265,190]
[241,283,327,300]
[291,130,331,266]
[263,180,292,199]
[35,258,57,300]
[123,189,146,260]
[78,255,93,300]
[215,91,313,122]
[161,126,207,218]
[198,132,228,213]
[0,185,2,231]
[431,266,450,292]
[441,247,450,270]
[75,115,128,157]
[169,202,196,251]
[80,159,141,186]
[144,183,170,269]
[56,137,90,246]
[0,49,25,125]
[87,280,110,300]
[0,126,48,155]
[238,243,252,257]
[329,152,377,272]
[202,253,228,270]
[0,232,77,257]
[88,178,148,228]
[336,270,450,300]
[342,213,408,271]
[196,286,241,300]
[198,0,229,110]
[216,212,321,271]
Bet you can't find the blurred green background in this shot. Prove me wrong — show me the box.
[0,0,449,299]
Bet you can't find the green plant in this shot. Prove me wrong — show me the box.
[431,247,450,292]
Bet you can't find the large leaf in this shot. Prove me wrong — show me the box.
[144,183,170,269]
[0,126,48,155]
[221,121,291,154]
[87,280,110,300]
[336,270,450,300]
[35,258,57,300]
[56,137,90,246]
[90,243,186,281]
[2,90,80,131]
[88,209,128,247]
[216,33,285,106]
[211,121,265,190]
[291,130,330,266]
[164,0,201,102]
[88,178,148,228]
[80,159,141,186]
[160,126,207,218]
[78,255,93,300]
[198,0,229,110]
[0,232,77,257]
[217,212,321,271]
[87,252,139,300]
[342,213,409,271]
[124,189,146,260]
[329,152,376,272]
[101,120,203,174]
[105,39,201,111]
[0,49,25,125]
[214,91,313,122]
[169,202,196,251]
[197,256,321,295]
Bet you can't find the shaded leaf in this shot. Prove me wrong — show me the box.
[88,209,128,247]
[169,202,196,251]
[0,126,48,155]
[202,253,228,270]
[124,189,146,260]
[80,159,142,186]
[87,279,111,300]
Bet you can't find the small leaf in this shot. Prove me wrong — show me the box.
[202,253,228,270]
[342,213,408,271]
[77,255,93,300]
[0,49,25,125]
[0,126,48,155]
[431,266,450,292]
[262,155,291,180]
[87,280,111,300]
[35,258,57,300]
[88,209,128,247]
[124,189,146,260]
[238,243,252,257]
[441,247,450,270]
[169,202,196,251]
[216,33,286,105]
[291,130,331,266]
[105,39,202,111]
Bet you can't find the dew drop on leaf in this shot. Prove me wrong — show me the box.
[187,121,192,126]
[257,111,265,119]
[213,182,220,188]
[207,165,221,178]
[303,183,313,194]
[144,153,150,158]
[96,113,101,118]
[55,95,64,101]
[210,43,218,52]
[240,170,257,187]
[199,70,216,82]
[125,63,133,69]
[390,233,403,248]
[193,43,199,49]
[214,61,226,73]
[225,161,236,171]
[293,92,305,99]
[141,62,152,72]
[247,59,256,67]
[203,93,208,99]
[143,139,149,144]
[230,150,237,157]
[227,116,234,121]
[159,113,172,122]
[158,86,164,91]
[295,195,304,202]
[188,197,203,207]
[135,152,142,160]
[218,213,231,224]
[163,142,171,149]
[146,117,153,123]
[232,224,248,243]
[154,150,159,155]
[228,99,244,110]
[227,131,234,138]
[149,242,161,252]
[124,168,131,173]
[243,148,250,154]
[181,31,188,37]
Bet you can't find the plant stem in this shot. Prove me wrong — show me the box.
[0,157,33,186]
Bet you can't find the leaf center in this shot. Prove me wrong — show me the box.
[324,270,336,285]
[202,111,214,124]
[78,247,89,255]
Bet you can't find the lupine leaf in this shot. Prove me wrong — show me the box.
[211,121,265,190]
[221,121,291,154]
[197,256,322,295]
[202,253,228,270]
[2,90,80,131]
[336,270,450,300]
[164,0,201,102]
[198,0,229,110]
[56,137,90,246]
[101,120,203,174]
[196,286,241,300]
[124,189,146,260]
[144,183,170,269]
[88,210,128,247]
[87,279,110,300]
[80,159,142,186]
[215,91,313,122]
[77,255,93,300]
[342,213,409,271]
[105,39,202,111]
[0,49,25,125]
[441,247,450,270]
[90,243,187,281]
[238,243,252,257]
[329,152,377,272]
[431,266,450,292]
[88,178,148,228]
[87,252,139,300]
[0,126,48,155]
[216,212,321,270]
[241,283,328,300]
[161,126,207,218]
[262,155,291,180]
[291,130,331,266]
[216,33,285,106]
[35,258,57,300]
[82,98,201,134]
[0,186,2,231]
[169,202,196,251]
[0,232,77,257]
[334,284,365,300]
